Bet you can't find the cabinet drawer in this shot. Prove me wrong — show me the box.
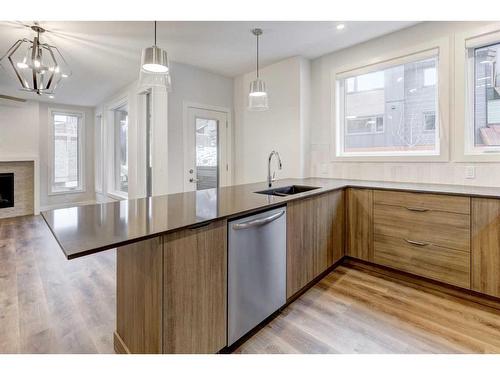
[374,203,470,252]
[374,190,470,215]
[374,234,470,288]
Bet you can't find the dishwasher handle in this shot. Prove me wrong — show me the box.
[232,210,285,230]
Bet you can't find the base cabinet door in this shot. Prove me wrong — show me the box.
[163,220,227,353]
[346,188,373,261]
[116,237,163,354]
[472,198,500,298]
[287,190,344,298]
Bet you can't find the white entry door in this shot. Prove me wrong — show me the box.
[184,106,229,191]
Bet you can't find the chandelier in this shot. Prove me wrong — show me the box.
[0,24,70,96]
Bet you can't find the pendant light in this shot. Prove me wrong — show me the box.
[0,24,71,96]
[139,21,171,92]
[248,28,269,111]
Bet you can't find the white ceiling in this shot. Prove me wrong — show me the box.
[0,21,418,106]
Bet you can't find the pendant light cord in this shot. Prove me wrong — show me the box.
[154,21,157,46]
[256,33,259,79]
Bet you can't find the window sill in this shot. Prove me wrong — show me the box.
[48,188,85,196]
[331,153,448,163]
[107,191,128,200]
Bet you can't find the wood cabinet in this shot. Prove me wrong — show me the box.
[472,198,500,298]
[346,188,373,261]
[287,190,344,298]
[373,234,470,288]
[373,190,471,288]
[115,220,227,354]
[163,220,227,353]
[116,237,163,354]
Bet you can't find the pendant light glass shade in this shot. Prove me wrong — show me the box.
[138,21,171,92]
[138,69,172,92]
[248,28,269,111]
[248,78,268,111]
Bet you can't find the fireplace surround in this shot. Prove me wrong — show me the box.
[0,173,14,208]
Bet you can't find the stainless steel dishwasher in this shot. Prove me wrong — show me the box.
[228,206,287,345]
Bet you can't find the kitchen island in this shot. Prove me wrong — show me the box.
[42,178,500,353]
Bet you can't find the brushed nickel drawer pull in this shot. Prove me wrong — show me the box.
[405,239,430,247]
[405,206,429,212]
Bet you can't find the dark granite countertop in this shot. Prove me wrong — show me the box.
[41,178,500,259]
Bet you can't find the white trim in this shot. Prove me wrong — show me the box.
[47,108,86,195]
[94,112,104,193]
[106,97,129,199]
[182,101,233,191]
[335,48,439,80]
[330,37,450,162]
[106,191,128,201]
[454,23,500,162]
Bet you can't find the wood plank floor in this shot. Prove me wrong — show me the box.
[0,215,116,353]
[233,265,500,354]
[1,215,500,354]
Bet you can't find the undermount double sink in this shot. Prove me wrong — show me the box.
[255,185,320,197]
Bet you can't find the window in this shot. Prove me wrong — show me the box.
[423,111,436,131]
[50,111,84,193]
[113,104,128,194]
[346,115,384,135]
[336,51,439,156]
[466,41,500,153]
[346,71,384,93]
[424,67,437,87]
[94,114,103,193]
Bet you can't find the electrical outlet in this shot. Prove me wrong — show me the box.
[465,166,475,179]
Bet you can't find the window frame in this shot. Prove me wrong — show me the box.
[330,37,450,162]
[108,99,129,199]
[454,23,500,162]
[466,32,500,155]
[48,108,85,195]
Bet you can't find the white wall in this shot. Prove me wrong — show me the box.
[0,99,95,211]
[38,102,95,209]
[310,21,500,187]
[0,100,39,157]
[167,62,233,193]
[234,56,311,185]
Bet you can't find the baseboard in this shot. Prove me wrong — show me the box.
[113,331,131,354]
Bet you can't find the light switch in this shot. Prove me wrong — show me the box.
[465,166,475,179]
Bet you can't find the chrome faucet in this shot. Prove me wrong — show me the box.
[267,150,283,187]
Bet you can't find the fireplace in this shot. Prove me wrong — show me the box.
[0,173,14,209]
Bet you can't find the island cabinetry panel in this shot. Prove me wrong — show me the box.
[346,188,373,261]
[163,220,227,353]
[287,190,344,298]
[472,198,500,298]
[116,236,163,354]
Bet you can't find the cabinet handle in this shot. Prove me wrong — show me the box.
[405,206,429,212]
[232,210,285,230]
[188,221,212,230]
[405,239,429,247]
